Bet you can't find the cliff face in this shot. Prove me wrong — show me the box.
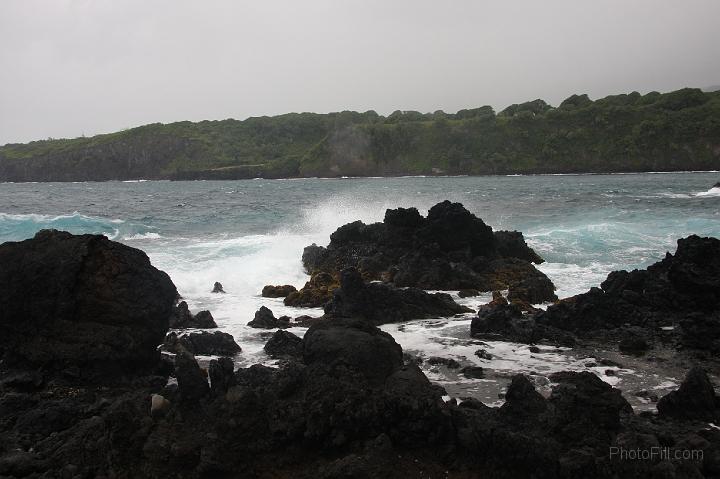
[2,88,719,182]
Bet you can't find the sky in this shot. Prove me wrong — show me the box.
[1,0,719,145]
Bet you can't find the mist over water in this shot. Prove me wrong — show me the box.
[1,172,719,392]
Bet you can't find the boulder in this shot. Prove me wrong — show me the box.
[247,306,291,329]
[458,289,480,298]
[324,268,472,325]
[169,301,218,329]
[303,318,403,385]
[500,375,547,418]
[211,282,225,293]
[174,350,209,402]
[208,357,236,396]
[164,331,241,356]
[657,367,720,421]
[261,284,297,298]
[264,330,303,359]
[460,366,485,379]
[0,230,177,380]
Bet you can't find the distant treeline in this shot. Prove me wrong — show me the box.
[1,88,719,181]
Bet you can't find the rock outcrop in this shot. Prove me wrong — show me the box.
[262,284,297,298]
[264,330,303,359]
[0,229,177,380]
[163,331,242,356]
[169,301,218,329]
[323,268,472,325]
[657,367,720,421]
[301,201,556,303]
[283,272,338,308]
[247,306,291,329]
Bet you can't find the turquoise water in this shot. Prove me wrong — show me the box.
[2,173,718,300]
[2,172,718,404]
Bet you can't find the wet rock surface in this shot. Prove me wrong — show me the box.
[0,229,177,381]
[323,267,472,325]
[2,230,720,478]
[169,301,218,329]
[247,306,291,329]
[163,331,242,356]
[301,201,556,301]
[261,284,297,298]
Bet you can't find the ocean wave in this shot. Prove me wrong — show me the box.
[0,212,124,242]
[696,186,720,197]
[123,232,163,240]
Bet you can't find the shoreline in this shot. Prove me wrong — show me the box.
[0,169,718,184]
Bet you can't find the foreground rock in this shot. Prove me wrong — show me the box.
[0,229,177,381]
[302,201,556,303]
[169,301,218,329]
[657,366,720,421]
[324,268,472,325]
[164,331,242,356]
[2,230,720,478]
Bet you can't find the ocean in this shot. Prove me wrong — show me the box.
[2,172,719,406]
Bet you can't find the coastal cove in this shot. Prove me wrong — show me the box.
[1,172,719,405]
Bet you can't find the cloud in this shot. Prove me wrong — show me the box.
[1,0,719,144]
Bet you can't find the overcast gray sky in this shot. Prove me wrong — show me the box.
[1,0,719,145]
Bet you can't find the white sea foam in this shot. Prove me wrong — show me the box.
[123,232,163,241]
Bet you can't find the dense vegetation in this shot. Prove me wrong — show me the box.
[1,88,719,181]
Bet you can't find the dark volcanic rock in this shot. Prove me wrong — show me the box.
[303,318,403,385]
[458,288,480,298]
[618,334,649,356]
[300,201,555,299]
[247,306,290,329]
[534,235,720,349]
[548,371,632,445]
[264,330,303,359]
[212,281,225,293]
[324,268,472,325]
[460,366,485,379]
[284,272,338,308]
[169,301,218,329]
[175,350,209,402]
[208,357,236,396]
[164,331,241,356]
[0,229,176,380]
[261,284,297,298]
[657,367,720,421]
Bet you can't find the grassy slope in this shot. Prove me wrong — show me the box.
[1,88,719,181]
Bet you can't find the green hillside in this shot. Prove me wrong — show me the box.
[1,88,719,181]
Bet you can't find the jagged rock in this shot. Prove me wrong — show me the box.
[284,272,338,308]
[458,289,480,298]
[247,306,290,329]
[0,230,176,380]
[324,268,472,325]
[262,284,297,298]
[300,201,554,298]
[212,281,225,293]
[427,357,461,369]
[164,331,241,356]
[264,330,303,359]
[501,375,547,418]
[474,349,493,360]
[535,235,720,350]
[209,357,236,396]
[657,367,720,421]
[548,371,632,445]
[169,301,218,329]
[174,350,209,402]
